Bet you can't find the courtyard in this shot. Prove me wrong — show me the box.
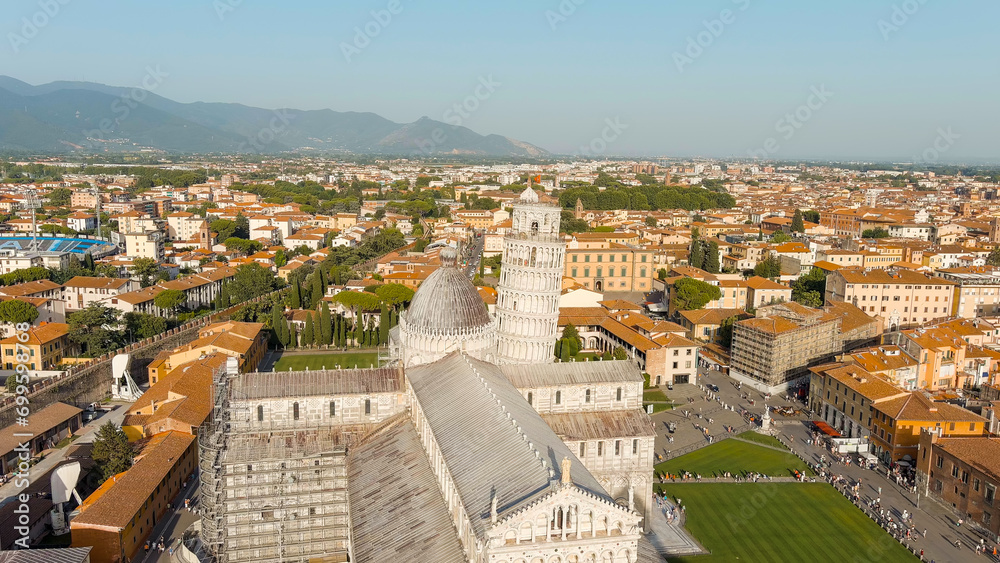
[271,351,381,371]
[655,434,813,479]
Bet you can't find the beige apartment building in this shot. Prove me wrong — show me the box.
[935,268,1000,319]
[124,231,165,262]
[808,363,908,441]
[565,240,655,293]
[825,268,956,330]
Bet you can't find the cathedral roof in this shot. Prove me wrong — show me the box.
[406,352,610,538]
[404,247,492,332]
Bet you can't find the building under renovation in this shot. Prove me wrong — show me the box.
[199,208,661,562]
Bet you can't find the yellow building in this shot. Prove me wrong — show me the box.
[0,322,70,370]
[870,392,985,462]
[565,240,655,293]
[147,321,265,384]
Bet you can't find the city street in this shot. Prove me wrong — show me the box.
[136,477,201,563]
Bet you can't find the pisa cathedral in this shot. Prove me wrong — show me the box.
[200,188,662,563]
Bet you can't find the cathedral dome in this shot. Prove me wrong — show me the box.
[404,247,491,332]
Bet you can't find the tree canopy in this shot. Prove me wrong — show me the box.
[861,227,890,239]
[671,278,722,311]
[0,300,39,325]
[91,422,135,484]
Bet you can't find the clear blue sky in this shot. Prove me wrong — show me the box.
[5,0,998,160]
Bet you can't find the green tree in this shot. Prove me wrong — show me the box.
[310,272,325,309]
[375,284,415,311]
[47,188,72,207]
[689,239,704,269]
[303,313,315,347]
[68,304,122,356]
[771,231,792,244]
[224,237,263,256]
[230,263,279,304]
[379,302,389,346]
[289,282,302,309]
[333,291,380,346]
[791,267,827,308]
[320,302,333,345]
[5,374,19,394]
[130,257,160,288]
[275,248,288,268]
[645,215,658,227]
[234,213,250,239]
[754,256,783,279]
[312,311,323,346]
[803,210,821,223]
[658,268,668,281]
[718,316,738,348]
[210,219,237,241]
[123,312,167,340]
[988,247,1000,267]
[671,278,722,311]
[613,346,628,361]
[791,209,805,233]
[0,300,39,325]
[153,289,187,316]
[270,303,287,346]
[91,422,134,484]
[704,241,720,274]
[861,227,889,239]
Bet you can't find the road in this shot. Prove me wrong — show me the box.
[0,403,130,508]
[136,477,201,563]
[463,234,484,279]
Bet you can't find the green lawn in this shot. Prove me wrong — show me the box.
[659,483,917,563]
[273,352,380,371]
[644,388,671,402]
[655,439,812,478]
[734,431,786,449]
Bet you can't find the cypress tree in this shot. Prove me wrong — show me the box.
[311,274,324,309]
[705,241,721,274]
[791,209,805,233]
[320,302,333,345]
[270,304,285,345]
[377,303,388,345]
[303,314,314,347]
[560,341,571,362]
[690,240,704,269]
[289,282,301,309]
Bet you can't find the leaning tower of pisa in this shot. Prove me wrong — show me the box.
[495,186,566,364]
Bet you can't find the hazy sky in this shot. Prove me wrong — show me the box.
[5,0,998,160]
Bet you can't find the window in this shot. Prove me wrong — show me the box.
[293,402,300,420]
[987,484,996,505]
[633,439,638,455]
[616,387,622,401]
[527,392,533,405]
[585,389,591,403]
[257,405,263,422]
[597,255,603,263]
[579,442,585,456]
[555,390,561,404]
[572,255,578,262]
[609,255,615,262]
[330,401,336,417]
[975,479,981,491]
[952,465,960,478]
[585,255,590,263]
[673,362,678,369]
[620,267,627,276]
[615,440,621,456]
[365,399,371,415]
[597,442,603,456]
[572,268,577,277]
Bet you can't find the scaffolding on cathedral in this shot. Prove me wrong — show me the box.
[199,365,395,563]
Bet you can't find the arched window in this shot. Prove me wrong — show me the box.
[257,405,263,422]
[531,221,539,234]
[585,389,591,403]
[555,390,562,405]
[292,402,300,420]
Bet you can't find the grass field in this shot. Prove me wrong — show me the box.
[655,439,813,478]
[734,431,786,449]
[273,352,380,371]
[644,388,671,402]
[660,483,917,563]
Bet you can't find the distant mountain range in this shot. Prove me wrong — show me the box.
[0,76,548,157]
